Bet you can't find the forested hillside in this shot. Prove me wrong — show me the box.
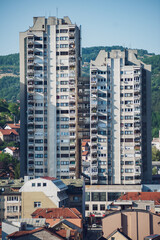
[0,47,160,137]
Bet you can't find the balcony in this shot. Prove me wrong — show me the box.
[69,43,75,49]
[91,100,97,107]
[69,50,75,55]
[91,78,97,84]
[28,51,34,56]
[28,87,34,93]
[69,71,75,77]
[69,33,75,39]
[91,118,98,124]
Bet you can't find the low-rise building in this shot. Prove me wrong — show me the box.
[152,131,160,150]
[102,209,160,240]
[62,179,85,217]
[0,179,23,221]
[4,124,20,135]
[112,192,160,213]
[0,129,19,144]
[20,177,68,218]
[2,218,46,240]
[3,147,20,160]
[85,184,141,225]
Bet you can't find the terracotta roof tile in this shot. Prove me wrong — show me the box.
[118,192,160,205]
[7,227,44,238]
[56,229,76,239]
[0,129,18,136]
[41,176,57,181]
[32,208,82,219]
[82,151,89,156]
[6,123,20,129]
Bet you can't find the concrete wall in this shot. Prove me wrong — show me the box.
[21,191,57,218]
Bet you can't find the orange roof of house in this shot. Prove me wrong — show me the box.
[6,123,20,129]
[83,139,90,142]
[82,142,87,147]
[82,151,89,156]
[56,229,76,239]
[32,208,82,219]
[46,218,82,228]
[118,192,160,205]
[7,227,44,238]
[7,227,65,239]
[41,176,57,181]
[0,129,18,136]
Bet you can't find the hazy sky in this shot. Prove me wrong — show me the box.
[1,0,160,55]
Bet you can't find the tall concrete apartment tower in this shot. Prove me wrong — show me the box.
[20,17,81,179]
[90,49,152,185]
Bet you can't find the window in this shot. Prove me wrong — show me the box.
[100,204,105,211]
[146,205,150,211]
[60,29,68,33]
[7,196,18,201]
[32,183,35,187]
[34,202,41,208]
[37,183,41,187]
[43,183,47,187]
[60,36,68,40]
[125,168,133,173]
[35,139,43,143]
[60,44,68,48]
[85,204,89,211]
[91,192,106,201]
[85,192,90,201]
[35,154,43,158]
[93,204,98,210]
[7,206,18,212]
[108,192,122,201]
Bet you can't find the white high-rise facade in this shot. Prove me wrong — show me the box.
[90,50,152,185]
[20,17,81,179]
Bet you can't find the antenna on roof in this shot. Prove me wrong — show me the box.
[56,7,58,18]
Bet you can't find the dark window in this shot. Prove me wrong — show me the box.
[34,44,43,48]
[93,204,98,210]
[85,205,89,211]
[91,192,106,201]
[60,29,68,33]
[60,51,68,55]
[100,204,105,210]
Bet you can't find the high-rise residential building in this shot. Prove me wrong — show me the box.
[20,16,81,179]
[90,49,151,185]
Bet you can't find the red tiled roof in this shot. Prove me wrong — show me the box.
[118,192,160,205]
[0,129,18,136]
[6,123,20,129]
[32,208,82,219]
[82,151,89,156]
[7,227,66,239]
[55,229,76,239]
[82,142,87,147]
[7,227,44,238]
[41,176,57,181]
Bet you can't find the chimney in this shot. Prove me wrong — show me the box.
[66,229,70,239]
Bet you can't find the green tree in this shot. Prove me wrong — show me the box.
[152,166,157,175]
[0,152,19,178]
[14,162,20,179]
[152,146,160,161]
